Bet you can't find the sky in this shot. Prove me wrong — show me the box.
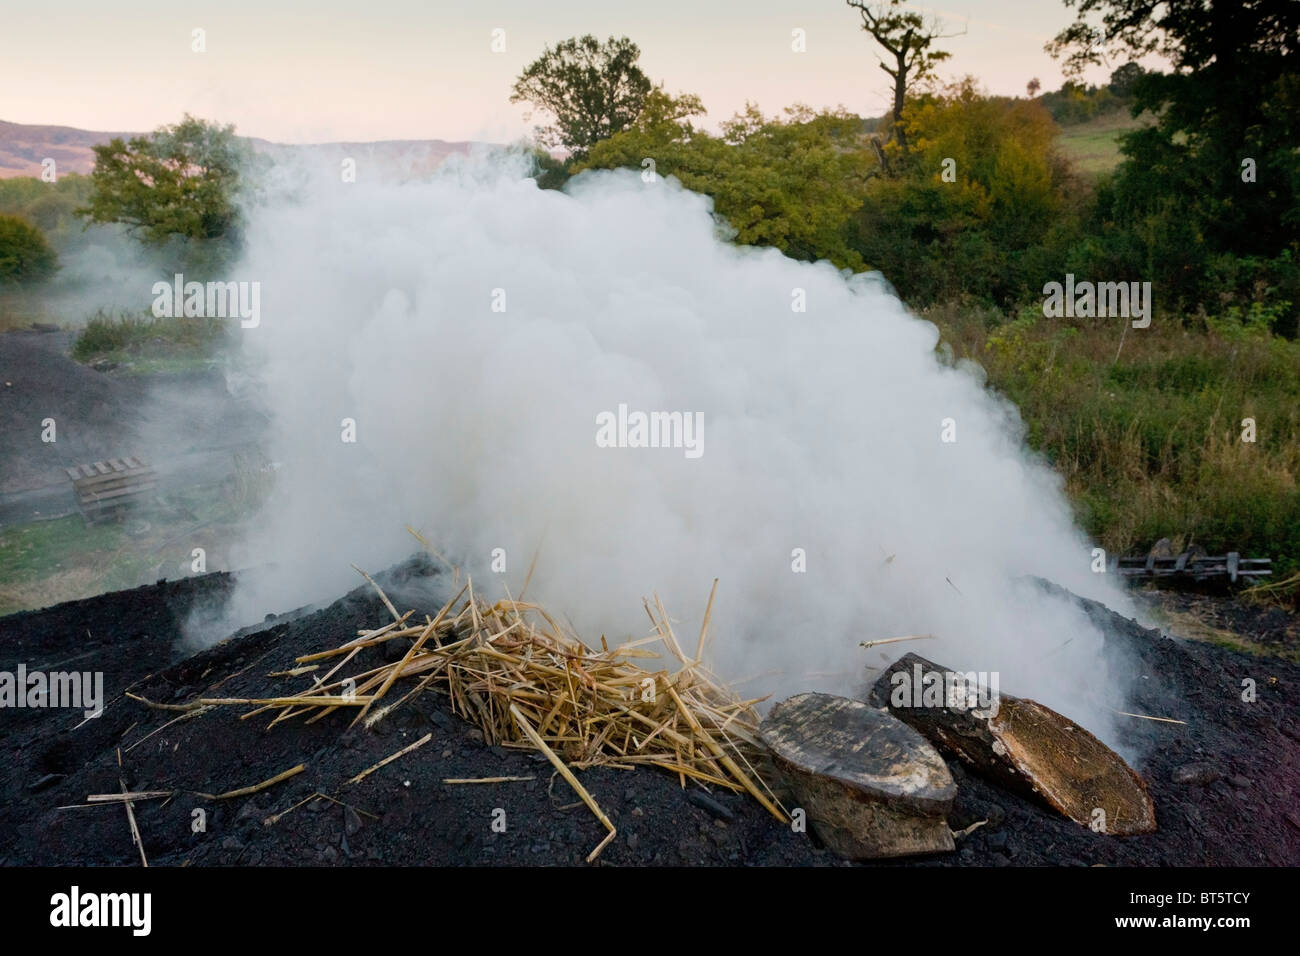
[1,0,1126,144]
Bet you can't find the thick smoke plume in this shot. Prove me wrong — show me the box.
[211,152,1138,744]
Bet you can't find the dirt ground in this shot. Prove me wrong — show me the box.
[0,329,145,495]
[2,556,1297,867]
[0,325,267,503]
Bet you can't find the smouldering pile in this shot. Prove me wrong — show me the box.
[202,575,787,861]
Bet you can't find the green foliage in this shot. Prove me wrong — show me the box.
[1047,0,1300,331]
[851,79,1077,306]
[1107,62,1146,98]
[577,94,870,268]
[0,214,58,285]
[80,115,251,255]
[0,175,96,251]
[931,304,1300,583]
[510,35,653,158]
[985,309,1079,386]
[1038,79,1121,125]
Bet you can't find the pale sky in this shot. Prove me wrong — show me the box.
[1,1,1127,143]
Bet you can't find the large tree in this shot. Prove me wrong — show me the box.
[80,115,250,248]
[846,1,958,158]
[577,95,871,269]
[510,35,653,159]
[1047,1,1299,259]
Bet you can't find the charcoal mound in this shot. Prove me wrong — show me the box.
[0,331,146,494]
[1,560,1297,866]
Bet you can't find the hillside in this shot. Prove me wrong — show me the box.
[0,119,490,179]
[0,120,137,179]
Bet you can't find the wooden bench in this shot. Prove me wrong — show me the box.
[65,457,158,525]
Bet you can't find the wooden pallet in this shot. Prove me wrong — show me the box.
[1115,551,1271,584]
[65,456,157,525]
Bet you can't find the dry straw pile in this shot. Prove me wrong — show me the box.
[203,566,787,861]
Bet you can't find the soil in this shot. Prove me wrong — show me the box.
[0,329,146,494]
[0,326,269,524]
[1,557,1298,867]
[0,323,266,496]
[1136,586,1300,656]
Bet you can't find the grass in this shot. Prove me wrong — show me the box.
[1055,111,1150,175]
[0,479,266,616]
[0,515,159,615]
[925,302,1300,603]
[71,310,233,365]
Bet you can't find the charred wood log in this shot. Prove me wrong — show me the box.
[868,653,1156,835]
[760,692,956,859]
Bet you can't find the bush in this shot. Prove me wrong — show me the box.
[72,310,231,361]
[0,215,58,285]
[850,79,1082,308]
[578,94,871,269]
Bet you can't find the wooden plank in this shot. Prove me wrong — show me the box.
[79,483,157,506]
[108,458,125,471]
[72,468,154,489]
[72,466,156,490]
[65,467,81,480]
[78,483,155,503]
[93,461,110,475]
[79,486,157,509]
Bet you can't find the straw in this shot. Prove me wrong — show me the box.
[198,581,790,859]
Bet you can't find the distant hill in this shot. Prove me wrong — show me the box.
[0,119,490,179]
[0,121,137,179]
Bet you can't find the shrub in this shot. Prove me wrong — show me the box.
[0,215,58,284]
[72,310,231,361]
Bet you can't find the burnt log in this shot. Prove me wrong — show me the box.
[760,693,956,859]
[868,653,1156,835]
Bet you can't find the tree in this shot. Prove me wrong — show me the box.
[80,115,250,248]
[1027,77,1042,97]
[1047,0,1300,325]
[0,215,58,285]
[510,35,653,159]
[851,79,1077,306]
[1107,61,1144,97]
[846,0,960,156]
[576,96,871,269]
[1046,0,1298,78]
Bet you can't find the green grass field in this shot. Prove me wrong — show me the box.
[1055,111,1149,175]
[924,301,1300,602]
[0,481,264,616]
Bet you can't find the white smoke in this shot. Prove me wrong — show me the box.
[212,150,1138,744]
